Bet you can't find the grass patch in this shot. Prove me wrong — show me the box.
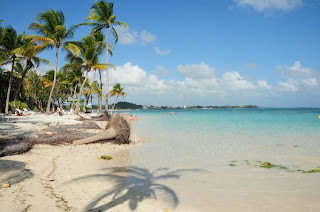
[100,155,113,160]
[297,169,320,173]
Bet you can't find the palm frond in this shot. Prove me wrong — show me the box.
[111,26,118,44]
[114,21,128,29]
[99,63,116,70]
[64,43,81,56]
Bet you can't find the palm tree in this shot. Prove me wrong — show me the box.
[13,42,49,110]
[27,9,77,114]
[0,26,25,114]
[24,70,44,111]
[83,80,99,106]
[92,31,113,113]
[83,0,128,114]
[109,83,127,115]
[64,35,114,115]
[61,64,84,110]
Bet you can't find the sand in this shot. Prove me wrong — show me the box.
[1,114,320,212]
[0,114,169,212]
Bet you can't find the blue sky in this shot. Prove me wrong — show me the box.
[1,0,320,107]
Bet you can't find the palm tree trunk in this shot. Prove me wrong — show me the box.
[13,67,28,111]
[111,96,119,115]
[51,97,55,113]
[46,47,59,115]
[70,84,77,110]
[5,56,16,114]
[105,27,109,114]
[75,70,89,115]
[73,128,116,145]
[98,69,102,113]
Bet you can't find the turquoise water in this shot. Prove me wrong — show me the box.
[127,108,320,171]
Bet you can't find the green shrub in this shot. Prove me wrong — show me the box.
[9,101,28,110]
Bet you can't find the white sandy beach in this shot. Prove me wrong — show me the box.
[0,114,164,212]
[1,114,320,212]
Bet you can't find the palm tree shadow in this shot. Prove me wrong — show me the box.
[0,159,34,185]
[70,166,209,212]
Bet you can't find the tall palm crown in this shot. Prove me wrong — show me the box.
[12,47,49,110]
[84,0,128,114]
[0,26,26,114]
[27,9,77,114]
[64,35,114,115]
[85,1,128,42]
[0,26,25,66]
[28,10,76,50]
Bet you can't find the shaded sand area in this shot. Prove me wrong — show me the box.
[1,114,320,211]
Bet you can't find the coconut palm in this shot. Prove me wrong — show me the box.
[61,64,84,110]
[27,9,77,114]
[0,26,26,114]
[109,83,127,115]
[83,0,128,113]
[12,42,50,110]
[64,35,114,115]
[24,70,45,111]
[83,80,99,106]
[92,31,113,113]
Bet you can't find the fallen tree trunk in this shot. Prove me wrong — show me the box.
[72,114,130,145]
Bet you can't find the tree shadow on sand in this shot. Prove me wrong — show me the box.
[70,166,209,211]
[0,159,34,185]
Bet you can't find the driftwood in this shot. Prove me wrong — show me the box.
[72,114,131,145]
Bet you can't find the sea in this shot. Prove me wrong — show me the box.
[127,108,320,171]
[115,108,320,211]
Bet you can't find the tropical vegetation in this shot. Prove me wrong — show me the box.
[0,0,128,115]
[109,83,127,114]
[81,0,128,114]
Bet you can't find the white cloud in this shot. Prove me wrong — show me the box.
[277,61,317,78]
[151,66,170,77]
[36,65,55,75]
[115,26,156,46]
[277,78,300,91]
[177,62,214,79]
[276,61,319,92]
[110,62,147,86]
[257,80,272,89]
[115,27,137,45]
[140,30,157,45]
[97,61,319,106]
[107,62,266,97]
[301,78,318,88]
[154,47,171,55]
[221,72,256,91]
[235,0,303,12]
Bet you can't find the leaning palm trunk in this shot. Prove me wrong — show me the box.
[111,96,119,115]
[5,56,16,114]
[75,70,89,115]
[73,114,130,145]
[46,48,59,114]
